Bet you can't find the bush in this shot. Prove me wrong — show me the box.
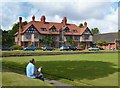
[37,46,44,50]
[28,43,33,47]
[11,45,23,50]
[80,44,84,48]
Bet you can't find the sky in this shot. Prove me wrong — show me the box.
[0,0,119,33]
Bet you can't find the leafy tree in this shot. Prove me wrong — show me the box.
[2,30,13,46]
[2,21,28,47]
[10,21,28,35]
[97,40,108,46]
[91,28,100,34]
[42,35,55,46]
[79,23,84,28]
[0,29,2,45]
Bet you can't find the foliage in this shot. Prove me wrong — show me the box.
[97,40,108,46]
[28,43,33,47]
[66,36,74,46]
[2,30,14,46]
[2,21,28,47]
[11,45,23,50]
[41,35,56,46]
[79,44,84,48]
[79,23,84,28]
[91,28,100,34]
[10,21,28,35]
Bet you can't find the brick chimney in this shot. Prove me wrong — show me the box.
[41,16,46,23]
[18,17,23,46]
[62,17,67,25]
[19,17,23,30]
[32,15,35,21]
[84,22,87,27]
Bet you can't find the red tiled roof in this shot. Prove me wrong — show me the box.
[18,17,88,35]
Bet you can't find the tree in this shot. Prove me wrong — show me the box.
[91,28,100,34]
[42,35,55,46]
[96,40,108,47]
[2,30,13,46]
[66,36,74,46]
[79,23,84,28]
[10,21,28,35]
[2,21,28,47]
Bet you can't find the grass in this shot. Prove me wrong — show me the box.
[2,67,52,86]
[2,53,118,86]
[2,49,118,54]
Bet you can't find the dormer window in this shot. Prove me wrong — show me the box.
[49,25,57,32]
[72,29,77,33]
[64,27,70,32]
[51,28,57,32]
[41,28,47,31]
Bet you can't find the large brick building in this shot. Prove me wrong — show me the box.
[15,16,93,48]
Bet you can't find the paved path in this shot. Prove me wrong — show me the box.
[45,78,74,86]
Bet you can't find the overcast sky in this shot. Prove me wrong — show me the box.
[0,0,119,33]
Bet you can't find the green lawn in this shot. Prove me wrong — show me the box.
[2,53,118,86]
[2,67,52,86]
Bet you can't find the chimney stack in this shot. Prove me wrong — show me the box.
[18,17,22,46]
[19,17,22,23]
[84,22,87,27]
[19,17,23,29]
[62,17,67,25]
[41,16,46,23]
[32,15,35,21]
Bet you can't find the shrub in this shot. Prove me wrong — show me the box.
[37,46,44,50]
[28,43,33,47]
[80,44,84,48]
[11,45,23,50]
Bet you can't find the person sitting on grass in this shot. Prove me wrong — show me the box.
[26,58,44,81]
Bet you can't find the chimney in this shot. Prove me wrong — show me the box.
[84,22,87,27]
[32,15,35,21]
[62,17,67,25]
[19,17,23,29]
[19,17,22,23]
[41,16,46,23]
[18,17,22,46]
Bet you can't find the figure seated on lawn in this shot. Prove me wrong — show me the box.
[26,58,44,81]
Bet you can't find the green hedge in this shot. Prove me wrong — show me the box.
[11,45,23,50]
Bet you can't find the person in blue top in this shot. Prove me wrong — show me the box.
[26,58,44,81]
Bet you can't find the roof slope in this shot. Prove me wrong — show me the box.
[93,32,118,43]
[16,16,91,36]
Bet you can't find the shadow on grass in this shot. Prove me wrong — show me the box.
[2,60,118,81]
[35,61,118,80]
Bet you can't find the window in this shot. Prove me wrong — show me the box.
[41,28,47,31]
[72,29,77,33]
[74,36,79,40]
[83,35,89,40]
[51,28,56,32]
[65,36,71,40]
[34,34,38,39]
[64,27,70,32]
[26,34,31,39]
[51,35,57,40]
[50,26,57,32]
